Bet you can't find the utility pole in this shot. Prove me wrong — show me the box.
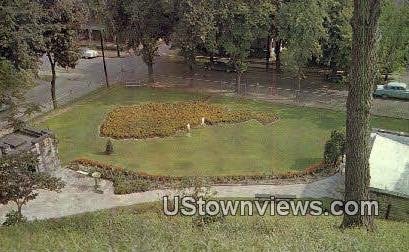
[100,29,109,88]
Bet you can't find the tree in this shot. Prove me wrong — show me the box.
[270,0,286,72]
[278,0,326,99]
[0,153,65,223]
[116,0,176,84]
[86,0,124,58]
[0,60,38,127]
[321,0,353,77]
[216,0,273,93]
[172,0,217,72]
[0,0,44,124]
[378,0,409,81]
[342,0,381,230]
[39,0,87,109]
[0,0,44,70]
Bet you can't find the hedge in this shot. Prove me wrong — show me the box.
[69,159,332,195]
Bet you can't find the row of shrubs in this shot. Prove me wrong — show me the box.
[100,101,279,139]
[69,159,332,195]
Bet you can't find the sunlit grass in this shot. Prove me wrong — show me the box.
[36,86,409,176]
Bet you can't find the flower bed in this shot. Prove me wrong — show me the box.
[100,101,279,139]
[69,159,332,195]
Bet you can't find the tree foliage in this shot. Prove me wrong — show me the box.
[321,0,353,75]
[378,0,409,80]
[172,0,217,71]
[278,0,327,81]
[39,0,87,109]
[0,0,44,124]
[0,153,65,223]
[114,0,176,83]
[0,0,44,70]
[215,0,273,92]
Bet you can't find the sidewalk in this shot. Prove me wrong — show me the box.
[0,169,344,223]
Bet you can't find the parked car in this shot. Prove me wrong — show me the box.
[0,103,10,112]
[373,82,409,100]
[81,48,98,59]
[205,58,233,72]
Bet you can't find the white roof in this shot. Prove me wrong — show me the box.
[369,131,409,196]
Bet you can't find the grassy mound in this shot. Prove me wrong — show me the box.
[1,203,408,251]
[100,101,278,139]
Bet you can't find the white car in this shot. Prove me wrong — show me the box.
[81,48,99,59]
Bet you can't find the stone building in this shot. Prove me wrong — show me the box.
[0,127,61,173]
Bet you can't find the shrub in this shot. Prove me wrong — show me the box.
[2,210,27,226]
[69,159,331,195]
[113,175,151,194]
[324,130,346,166]
[105,139,114,155]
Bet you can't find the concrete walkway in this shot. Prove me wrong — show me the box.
[0,169,344,223]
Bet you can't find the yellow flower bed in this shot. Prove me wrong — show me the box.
[100,101,278,139]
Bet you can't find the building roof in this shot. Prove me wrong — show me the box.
[0,127,53,156]
[369,129,409,197]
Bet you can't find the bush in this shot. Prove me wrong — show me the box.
[324,130,345,166]
[2,210,27,226]
[69,159,330,195]
[105,139,114,155]
[113,175,151,194]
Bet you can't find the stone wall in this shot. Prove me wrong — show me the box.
[33,136,61,173]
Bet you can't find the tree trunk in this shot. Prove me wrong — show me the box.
[236,72,242,94]
[330,61,338,77]
[341,0,380,231]
[274,40,282,72]
[115,36,121,58]
[210,54,215,67]
[100,30,109,88]
[47,53,57,109]
[266,36,271,71]
[148,63,154,84]
[384,72,388,81]
[16,201,23,221]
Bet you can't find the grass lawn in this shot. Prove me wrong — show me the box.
[0,203,408,251]
[35,86,409,176]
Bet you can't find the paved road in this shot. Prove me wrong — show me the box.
[24,43,409,119]
[0,168,344,222]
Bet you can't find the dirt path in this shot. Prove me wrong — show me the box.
[0,169,344,223]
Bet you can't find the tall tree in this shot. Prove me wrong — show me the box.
[0,0,44,70]
[0,0,44,124]
[270,0,286,72]
[378,0,409,81]
[87,0,124,57]
[116,0,176,84]
[278,0,326,98]
[0,153,65,223]
[216,0,273,93]
[342,0,381,230]
[172,0,217,72]
[39,0,87,109]
[321,0,353,77]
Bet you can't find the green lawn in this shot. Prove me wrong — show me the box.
[0,203,408,251]
[36,86,409,176]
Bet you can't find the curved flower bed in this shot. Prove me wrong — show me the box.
[69,159,332,195]
[100,101,279,139]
